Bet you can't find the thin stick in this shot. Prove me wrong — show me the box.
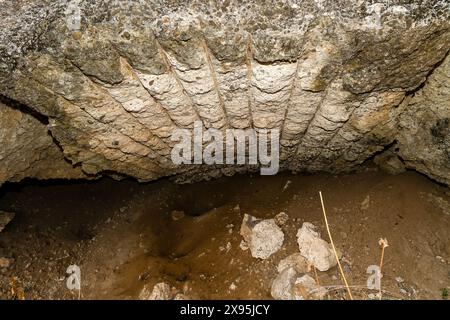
[378,238,389,300]
[313,265,321,286]
[379,248,384,300]
[319,191,353,300]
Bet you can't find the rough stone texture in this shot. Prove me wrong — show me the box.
[374,148,406,175]
[240,214,284,259]
[293,274,327,300]
[0,101,86,186]
[277,253,311,274]
[270,266,326,300]
[296,222,338,272]
[249,219,285,259]
[274,212,289,226]
[139,282,173,300]
[0,1,449,185]
[396,54,450,186]
[240,213,261,244]
[270,267,298,300]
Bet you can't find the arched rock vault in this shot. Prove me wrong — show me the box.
[0,0,449,185]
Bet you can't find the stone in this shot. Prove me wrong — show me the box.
[293,274,327,300]
[0,102,86,186]
[250,221,284,259]
[396,54,450,186]
[239,214,262,244]
[374,150,406,175]
[242,216,285,260]
[239,240,249,251]
[270,267,298,300]
[0,257,11,268]
[171,210,185,221]
[173,293,190,300]
[139,282,173,300]
[361,195,370,211]
[271,267,326,300]
[277,253,311,274]
[0,211,14,232]
[274,212,289,227]
[296,222,338,272]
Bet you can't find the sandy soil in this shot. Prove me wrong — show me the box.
[0,166,449,300]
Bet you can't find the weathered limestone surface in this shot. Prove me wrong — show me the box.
[397,54,450,186]
[0,100,86,184]
[0,0,449,185]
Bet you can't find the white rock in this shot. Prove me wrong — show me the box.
[293,274,327,300]
[240,214,284,259]
[277,253,311,274]
[249,219,284,259]
[296,222,337,271]
[395,276,405,283]
[271,268,326,300]
[139,282,172,300]
[270,267,298,300]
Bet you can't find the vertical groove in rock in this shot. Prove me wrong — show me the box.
[280,59,300,160]
[245,34,255,129]
[201,37,230,129]
[154,38,205,128]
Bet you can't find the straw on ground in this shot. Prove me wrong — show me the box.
[319,191,353,300]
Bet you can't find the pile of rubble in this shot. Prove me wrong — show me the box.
[239,213,340,300]
[139,211,341,300]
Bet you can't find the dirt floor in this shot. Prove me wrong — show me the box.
[0,166,449,300]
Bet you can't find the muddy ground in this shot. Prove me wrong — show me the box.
[0,166,449,300]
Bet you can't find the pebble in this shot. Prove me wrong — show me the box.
[139,282,172,300]
[171,210,185,221]
[0,257,11,268]
[274,212,289,226]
